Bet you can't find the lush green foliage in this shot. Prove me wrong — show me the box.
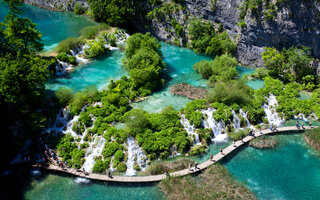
[262,46,316,87]
[87,0,133,26]
[193,54,238,86]
[74,3,85,15]
[55,37,84,53]
[54,87,75,107]
[84,37,108,58]
[123,33,165,92]
[79,24,110,40]
[183,100,207,128]
[92,158,110,173]
[56,52,77,64]
[188,18,236,56]
[227,128,250,141]
[207,80,254,106]
[57,134,85,168]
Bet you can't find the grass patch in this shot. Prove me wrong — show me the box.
[159,164,257,200]
[304,127,320,152]
[146,158,194,175]
[249,136,277,149]
[55,37,85,53]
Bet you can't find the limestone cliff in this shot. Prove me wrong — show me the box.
[24,0,320,67]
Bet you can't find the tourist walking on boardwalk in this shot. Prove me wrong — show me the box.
[309,121,312,127]
[220,148,223,155]
[210,154,213,161]
[270,124,273,131]
[302,122,304,129]
[296,120,299,128]
[194,162,198,170]
[233,141,236,147]
[188,163,191,171]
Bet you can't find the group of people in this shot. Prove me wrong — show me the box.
[270,124,278,131]
[188,162,199,171]
[296,120,312,129]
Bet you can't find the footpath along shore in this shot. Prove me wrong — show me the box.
[33,126,315,183]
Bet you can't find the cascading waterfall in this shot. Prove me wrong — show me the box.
[201,108,228,143]
[232,110,241,129]
[70,44,90,64]
[180,114,201,145]
[125,137,147,176]
[239,109,251,127]
[263,94,284,127]
[82,136,106,173]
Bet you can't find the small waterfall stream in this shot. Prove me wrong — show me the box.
[180,114,201,145]
[82,136,106,173]
[125,137,147,176]
[263,94,284,127]
[232,110,241,129]
[239,109,251,127]
[201,108,228,143]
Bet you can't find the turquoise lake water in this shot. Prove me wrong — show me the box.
[0,1,95,51]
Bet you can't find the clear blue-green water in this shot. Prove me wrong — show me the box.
[23,173,164,200]
[46,51,126,92]
[223,133,320,200]
[298,91,311,100]
[0,1,95,51]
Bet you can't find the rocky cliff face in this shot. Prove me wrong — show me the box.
[24,0,88,11]
[25,0,320,67]
[140,0,320,67]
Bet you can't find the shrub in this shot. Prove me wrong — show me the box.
[116,162,127,172]
[80,142,89,149]
[74,3,85,15]
[92,158,110,173]
[84,38,108,58]
[227,128,250,141]
[112,150,124,167]
[80,24,110,39]
[55,87,74,107]
[55,37,84,53]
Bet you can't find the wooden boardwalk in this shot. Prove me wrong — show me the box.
[34,126,315,183]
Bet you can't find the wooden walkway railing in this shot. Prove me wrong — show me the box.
[33,126,315,183]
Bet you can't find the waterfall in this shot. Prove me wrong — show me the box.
[263,94,284,127]
[294,113,308,122]
[70,44,90,64]
[239,109,251,127]
[125,137,147,176]
[82,136,106,173]
[180,114,201,145]
[201,108,228,143]
[232,110,241,129]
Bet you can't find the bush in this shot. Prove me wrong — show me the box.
[112,150,124,167]
[74,3,85,15]
[102,142,123,158]
[207,80,253,106]
[116,162,127,172]
[80,24,110,39]
[55,37,84,53]
[80,142,89,149]
[92,158,110,173]
[55,87,74,107]
[84,38,108,58]
[227,128,250,141]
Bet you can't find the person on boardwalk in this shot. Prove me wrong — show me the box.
[296,120,299,128]
[309,121,312,128]
[233,141,236,147]
[274,125,277,131]
[194,162,198,170]
[188,163,191,171]
[302,122,304,129]
[220,148,224,155]
[165,169,170,177]
[210,154,213,161]
[259,127,262,133]
[270,124,273,131]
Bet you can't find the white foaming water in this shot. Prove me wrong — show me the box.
[294,114,308,121]
[75,177,90,184]
[239,109,251,127]
[30,169,41,176]
[201,108,228,143]
[82,136,106,173]
[180,114,201,145]
[125,137,147,176]
[263,94,284,127]
[70,44,90,64]
[232,110,241,129]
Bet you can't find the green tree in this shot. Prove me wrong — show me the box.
[87,0,133,26]
[2,0,43,54]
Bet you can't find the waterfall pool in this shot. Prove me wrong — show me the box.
[0,1,95,51]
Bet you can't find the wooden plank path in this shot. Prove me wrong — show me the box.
[33,126,316,183]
